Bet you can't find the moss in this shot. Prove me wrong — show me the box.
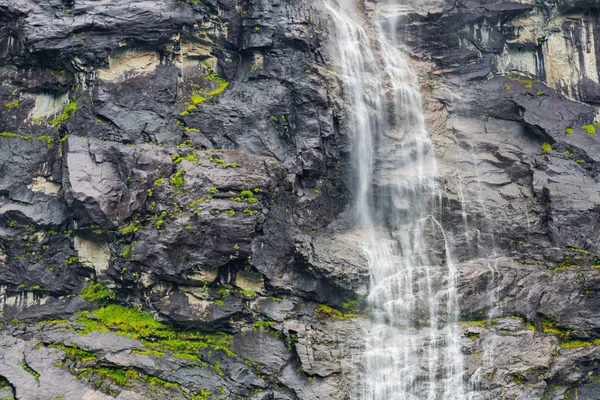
[171,170,184,190]
[133,349,165,357]
[555,256,577,270]
[507,75,540,88]
[525,322,536,331]
[227,210,235,217]
[204,72,229,97]
[64,256,79,265]
[119,244,131,258]
[565,127,574,135]
[542,316,572,338]
[209,186,218,194]
[18,361,40,380]
[560,340,593,349]
[172,154,198,164]
[504,84,511,90]
[36,319,70,326]
[5,100,19,109]
[77,366,137,387]
[191,390,212,400]
[184,127,200,132]
[191,95,207,104]
[154,177,165,186]
[183,67,229,112]
[583,124,596,135]
[541,142,552,153]
[1,131,33,140]
[75,304,236,357]
[48,101,77,127]
[209,157,227,168]
[145,375,180,389]
[315,304,358,320]
[172,353,202,362]
[49,344,97,362]
[189,197,207,208]
[37,136,55,149]
[119,224,141,235]
[81,282,113,302]
[254,321,277,328]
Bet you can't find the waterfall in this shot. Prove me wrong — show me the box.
[323,0,467,398]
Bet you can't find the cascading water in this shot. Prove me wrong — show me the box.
[323,0,467,398]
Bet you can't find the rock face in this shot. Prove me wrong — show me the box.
[1,0,600,399]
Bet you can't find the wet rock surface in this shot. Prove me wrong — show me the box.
[1,0,600,399]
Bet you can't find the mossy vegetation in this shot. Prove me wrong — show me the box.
[81,282,113,302]
[171,170,184,190]
[254,321,277,329]
[77,367,137,387]
[0,131,33,140]
[560,339,600,349]
[119,244,132,258]
[133,349,165,357]
[315,304,359,320]
[541,142,552,153]
[181,63,230,115]
[119,224,141,235]
[48,101,78,127]
[18,361,40,380]
[49,344,97,362]
[64,256,79,265]
[582,124,596,135]
[75,304,236,358]
[507,74,540,89]
[565,127,574,135]
[554,256,578,270]
[171,153,199,164]
[542,316,572,338]
[37,136,55,149]
[4,100,19,109]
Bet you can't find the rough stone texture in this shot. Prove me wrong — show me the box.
[1,0,600,399]
[0,1,361,398]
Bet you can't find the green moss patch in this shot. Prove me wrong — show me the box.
[1,131,33,140]
[75,304,236,357]
[315,304,359,320]
[48,101,78,127]
[81,282,113,303]
[583,124,596,135]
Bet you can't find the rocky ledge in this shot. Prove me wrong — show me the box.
[1,0,600,399]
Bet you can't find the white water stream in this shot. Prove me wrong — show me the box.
[323,0,467,398]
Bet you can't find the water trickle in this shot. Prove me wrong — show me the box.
[323,0,467,398]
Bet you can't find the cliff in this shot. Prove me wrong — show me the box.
[0,0,599,399]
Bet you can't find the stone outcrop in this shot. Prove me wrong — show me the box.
[1,0,600,399]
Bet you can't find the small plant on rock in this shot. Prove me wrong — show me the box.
[541,142,552,153]
[583,124,596,135]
